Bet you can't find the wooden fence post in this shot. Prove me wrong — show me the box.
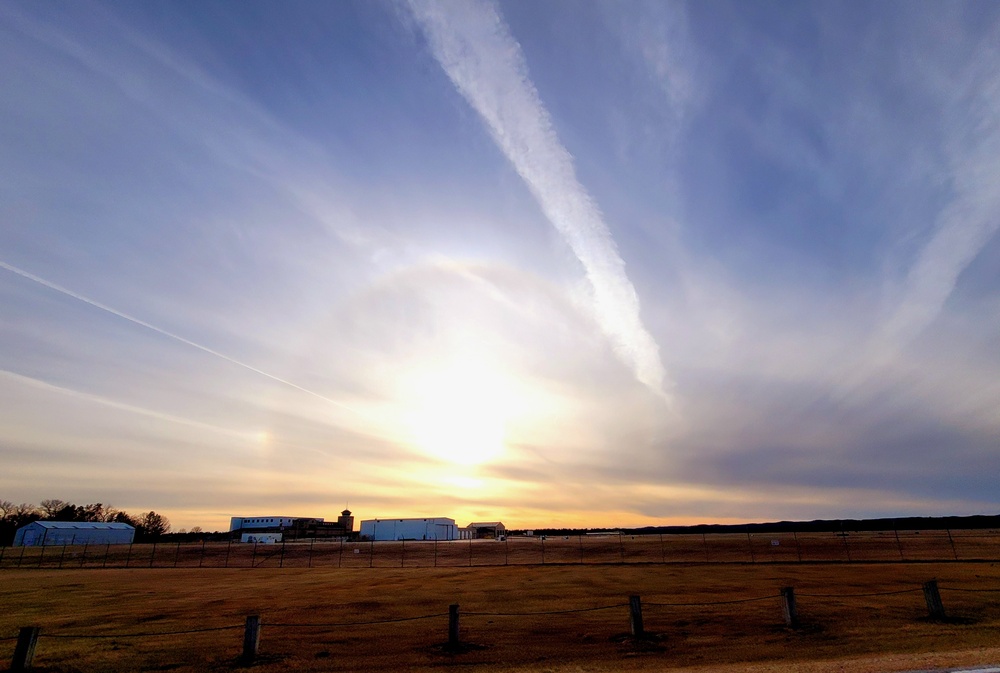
[103,543,110,569]
[894,529,904,560]
[923,579,946,620]
[780,586,799,628]
[251,541,258,568]
[224,539,232,568]
[11,626,40,671]
[746,527,755,563]
[660,533,666,564]
[947,529,958,560]
[150,541,157,568]
[242,615,261,663]
[124,542,132,568]
[173,541,180,568]
[448,604,460,647]
[279,538,286,568]
[792,530,803,562]
[37,544,45,568]
[629,595,645,637]
[308,537,315,568]
[199,539,206,569]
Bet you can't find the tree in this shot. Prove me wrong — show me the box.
[39,499,67,518]
[0,500,13,518]
[138,511,171,537]
[190,526,203,534]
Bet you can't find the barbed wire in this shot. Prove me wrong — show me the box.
[41,625,243,639]
[645,594,780,607]
[939,586,1000,593]
[266,613,447,627]
[464,603,628,616]
[795,588,923,598]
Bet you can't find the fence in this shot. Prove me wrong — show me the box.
[5,579,999,670]
[1,529,998,570]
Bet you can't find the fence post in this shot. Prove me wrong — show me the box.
[792,530,803,562]
[37,544,45,569]
[18,544,26,568]
[618,533,625,564]
[579,535,585,564]
[448,604,460,647]
[401,539,405,568]
[225,539,232,568]
[540,536,545,565]
[369,540,374,568]
[660,533,666,564]
[505,536,509,566]
[173,541,180,568]
[308,537,315,568]
[947,529,958,560]
[150,541,157,568]
[703,531,709,562]
[468,538,473,567]
[746,527,755,563]
[11,626,40,671]
[103,543,110,569]
[780,587,799,628]
[339,538,344,568]
[242,615,261,663]
[57,543,65,569]
[894,529,904,560]
[279,538,285,568]
[199,539,206,569]
[923,579,946,620]
[81,541,89,568]
[628,595,645,637]
[251,541,258,568]
[0,545,5,567]
[125,542,133,568]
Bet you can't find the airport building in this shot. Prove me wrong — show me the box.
[13,521,135,547]
[460,521,506,540]
[359,517,458,541]
[229,510,356,541]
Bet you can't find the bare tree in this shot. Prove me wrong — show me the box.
[190,526,203,534]
[0,500,13,518]
[39,499,68,518]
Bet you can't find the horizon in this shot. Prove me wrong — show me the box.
[2,1,999,533]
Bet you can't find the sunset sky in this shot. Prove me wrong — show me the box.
[2,1,999,532]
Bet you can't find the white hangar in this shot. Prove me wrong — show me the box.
[13,521,136,547]
[359,517,457,541]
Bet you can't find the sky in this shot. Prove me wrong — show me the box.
[1,1,999,532]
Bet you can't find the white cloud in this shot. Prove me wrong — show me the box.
[406,0,669,398]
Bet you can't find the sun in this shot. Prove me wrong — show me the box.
[403,361,513,466]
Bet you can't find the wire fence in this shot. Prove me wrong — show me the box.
[4,579,997,670]
[1,528,998,571]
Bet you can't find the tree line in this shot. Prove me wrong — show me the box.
[0,499,171,545]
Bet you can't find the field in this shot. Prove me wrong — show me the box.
[2,558,999,672]
[2,528,999,570]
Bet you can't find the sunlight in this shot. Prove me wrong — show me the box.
[402,360,515,466]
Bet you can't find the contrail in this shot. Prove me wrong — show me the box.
[0,260,362,415]
[0,368,258,440]
[407,0,669,398]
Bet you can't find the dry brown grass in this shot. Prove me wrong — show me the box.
[1,560,999,672]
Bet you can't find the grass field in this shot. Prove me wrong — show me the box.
[2,529,999,570]
[2,560,999,672]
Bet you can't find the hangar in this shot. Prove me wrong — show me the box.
[360,517,457,541]
[13,521,135,547]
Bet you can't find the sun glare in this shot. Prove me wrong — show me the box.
[403,361,513,466]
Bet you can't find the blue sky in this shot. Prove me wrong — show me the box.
[1,1,998,531]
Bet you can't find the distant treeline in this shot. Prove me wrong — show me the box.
[518,514,1000,538]
[0,498,171,546]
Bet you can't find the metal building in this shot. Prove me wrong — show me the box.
[460,521,506,540]
[359,517,457,541]
[13,521,135,547]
